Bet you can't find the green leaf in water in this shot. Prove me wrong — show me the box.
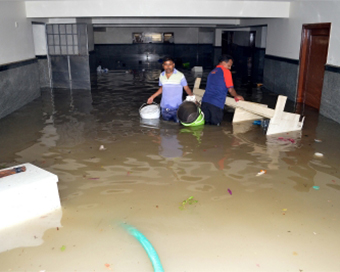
[179,196,198,210]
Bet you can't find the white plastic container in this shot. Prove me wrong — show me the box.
[139,102,160,119]
[0,163,60,230]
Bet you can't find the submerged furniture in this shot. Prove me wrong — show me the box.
[193,78,304,135]
[0,163,60,230]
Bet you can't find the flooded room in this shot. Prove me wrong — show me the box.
[1,1,340,271]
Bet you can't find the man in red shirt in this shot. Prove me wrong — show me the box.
[201,55,244,125]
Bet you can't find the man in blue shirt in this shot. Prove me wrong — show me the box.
[147,57,193,122]
[201,55,244,125]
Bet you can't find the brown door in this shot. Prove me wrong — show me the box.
[297,23,330,110]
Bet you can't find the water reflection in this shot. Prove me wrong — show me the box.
[158,129,183,158]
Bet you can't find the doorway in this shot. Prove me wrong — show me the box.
[297,23,331,110]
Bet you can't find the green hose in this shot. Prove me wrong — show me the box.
[122,223,164,272]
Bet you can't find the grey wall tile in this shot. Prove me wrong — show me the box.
[320,70,340,124]
[0,61,40,119]
[263,57,299,101]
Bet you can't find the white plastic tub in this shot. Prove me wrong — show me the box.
[139,102,160,119]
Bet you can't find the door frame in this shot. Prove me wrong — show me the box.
[296,22,331,103]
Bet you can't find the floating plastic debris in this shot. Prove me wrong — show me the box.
[314,152,323,157]
[278,137,295,143]
[253,120,261,125]
[256,170,267,176]
[314,139,322,143]
[228,189,232,195]
[313,186,320,190]
[99,145,106,151]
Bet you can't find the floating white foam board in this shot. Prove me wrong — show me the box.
[0,163,60,230]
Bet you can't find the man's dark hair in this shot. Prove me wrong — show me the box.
[218,54,233,63]
[163,56,174,63]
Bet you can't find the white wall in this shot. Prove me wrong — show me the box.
[0,2,35,65]
[198,29,214,44]
[241,2,340,66]
[95,27,210,44]
[32,24,47,55]
[77,18,94,51]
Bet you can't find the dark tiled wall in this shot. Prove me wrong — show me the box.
[0,59,40,119]
[263,55,299,101]
[37,57,50,88]
[92,43,215,71]
[320,65,340,124]
[263,56,340,125]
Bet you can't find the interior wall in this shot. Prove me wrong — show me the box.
[77,18,94,51]
[0,2,41,120]
[0,1,35,65]
[93,27,215,71]
[32,24,47,56]
[241,2,340,66]
[94,27,214,44]
[198,29,214,44]
[240,1,340,124]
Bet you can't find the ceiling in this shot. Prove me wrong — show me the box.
[25,0,292,28]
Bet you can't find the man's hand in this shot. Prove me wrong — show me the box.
[234,95,244,102]
[147,97,154,104]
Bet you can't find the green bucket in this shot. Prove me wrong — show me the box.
[177,101,205,127]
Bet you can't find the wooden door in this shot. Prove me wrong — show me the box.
[297,23,330,110]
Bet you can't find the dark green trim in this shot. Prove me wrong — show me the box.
[265,54,299,65]
[325,64,340,73]
[0,58,37,72]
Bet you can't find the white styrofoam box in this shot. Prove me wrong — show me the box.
[191,66,203,72]
[0,208,62,253]
[0,163,61,230]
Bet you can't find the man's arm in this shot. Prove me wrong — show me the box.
[183,85,193,96]
[147,86,163,104]
[228,87,244,101]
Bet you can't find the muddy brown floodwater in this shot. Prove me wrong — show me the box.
[0,70,340,272]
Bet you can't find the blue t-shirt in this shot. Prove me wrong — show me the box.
[202,65,234,109]
[159,69,188,109]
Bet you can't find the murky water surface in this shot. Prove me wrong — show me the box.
[0,70,340,271]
